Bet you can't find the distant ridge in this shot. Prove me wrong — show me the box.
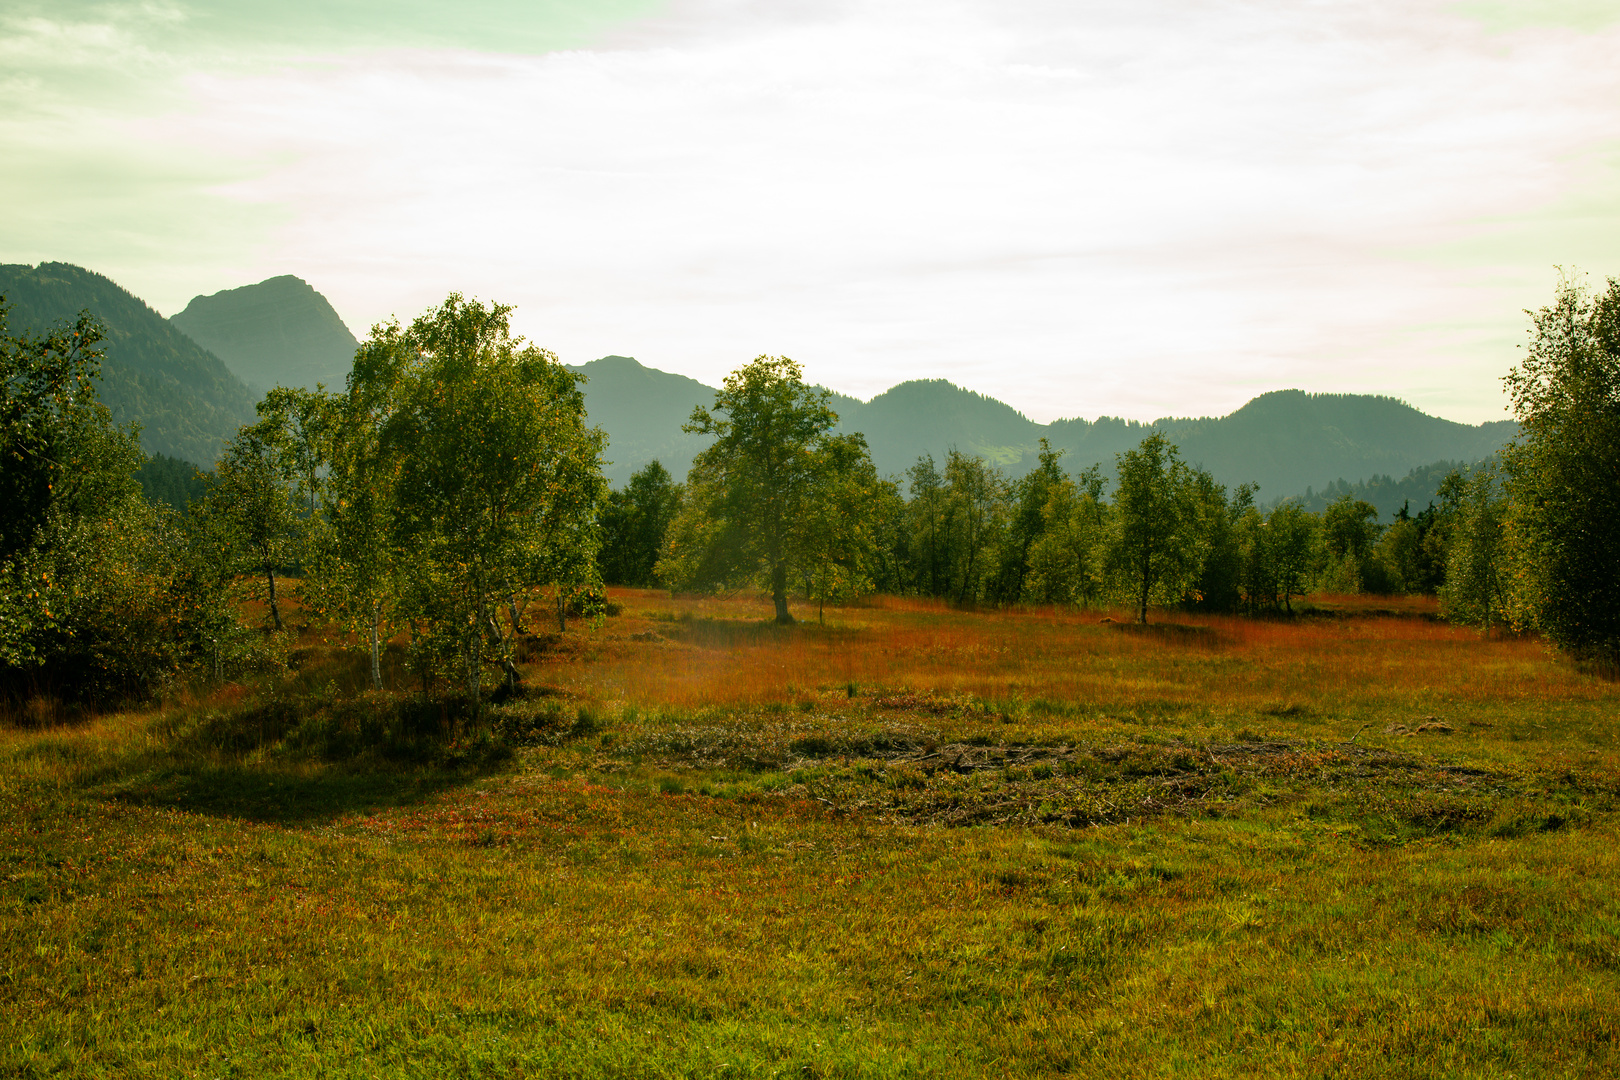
[171,275,359,393]
[570,356,1516,507]
[0,262,256,465]
[564,355,716,483]
[3,264,1514,504]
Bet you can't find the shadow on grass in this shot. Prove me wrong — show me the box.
[96,759,493,825]
[662,616,865,650]
[1103,621,1224,645]
[82,691,514,826]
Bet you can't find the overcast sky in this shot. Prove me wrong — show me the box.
[4,0,1619,424]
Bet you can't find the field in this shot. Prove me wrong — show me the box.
[5,591,1620,1077]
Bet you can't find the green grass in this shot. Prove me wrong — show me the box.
[5,598,1620,1077]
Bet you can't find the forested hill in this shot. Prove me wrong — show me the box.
[1050,391,1515,502]
[565,355,716,483]
[570,356,1516,503]
[171,275,359,393]
[0,262,257,465]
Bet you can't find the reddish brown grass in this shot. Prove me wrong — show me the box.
[546,590,1614,745]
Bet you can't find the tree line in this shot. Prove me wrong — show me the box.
[600,361,1463,621]
[2,277,1616,707]
[604,276,1619,663]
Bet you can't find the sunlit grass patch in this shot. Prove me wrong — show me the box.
[4,590,1620,1075]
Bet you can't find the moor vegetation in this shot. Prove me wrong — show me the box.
[2,277,1619,1076]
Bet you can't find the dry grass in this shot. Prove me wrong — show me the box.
[559,591,1615,761]
[4,589,1620,1077]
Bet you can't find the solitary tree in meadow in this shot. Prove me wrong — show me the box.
[659,355,848,624]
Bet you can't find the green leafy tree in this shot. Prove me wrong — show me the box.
[906,454,950,598]
[385,295,606,699]
[1,302,229,701]
[205,422,302,632]
[1025,472,1108,607]
[0,303,113,563]
[1501,274,1620,661]
[1238,501,1316,613]
[1187,472,1245,612]
[1440,464,1508,634]
[599,460,683,587]
[659,355,842,624]
[794,433,888,621]
[990,439,1066,603]
[256,384,337,519]
[1105,432,1201,623]
[1320,494,1393,593]
[305,322,411,689]
[942,449,1007,606]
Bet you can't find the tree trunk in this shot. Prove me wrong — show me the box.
[369,600,382,691]
[556,587,567,633]
[467,606,484,707]
[1138,556,1150,625]
[266,564,283,631]
[772,560,793,624]
[487,610,521,693]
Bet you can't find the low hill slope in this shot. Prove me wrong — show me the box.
[171,275,359,392]
[0,263,256,465]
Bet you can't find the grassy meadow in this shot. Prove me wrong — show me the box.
[5,591,1620,1077]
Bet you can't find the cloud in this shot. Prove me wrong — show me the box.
[6,0,1620,422]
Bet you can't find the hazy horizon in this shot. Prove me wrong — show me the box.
[5,0,1619,426]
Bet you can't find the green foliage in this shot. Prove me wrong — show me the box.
[1236,501,1317,613]
[1105,432,1204,623]
[303,326,409,690]
[201,422,303,632]
[1440,464,1508,633]
[940,449,1008,605]
[905,453,950,598]
[598,460,682,586]
[133,453,209,514]
[1024,467,1108,607]
[658,355,854,624]
[990,439,1067,604]
[793,433,894,619]
[1290,459,1471,519]
[1502,274,1620,662]
[384,295,606,696]
[0,303,246,702]
[0,303,117,561]
[1375,494,1453,596]
[1320,493,1388,592]
[1186,472,1245,612]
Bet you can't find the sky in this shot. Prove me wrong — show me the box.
[3,0,1619,425]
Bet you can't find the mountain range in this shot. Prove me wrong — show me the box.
[0,262,258,465]
[171,275,359,394]
[569,355,1515,503]
[0,262,1516,513]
